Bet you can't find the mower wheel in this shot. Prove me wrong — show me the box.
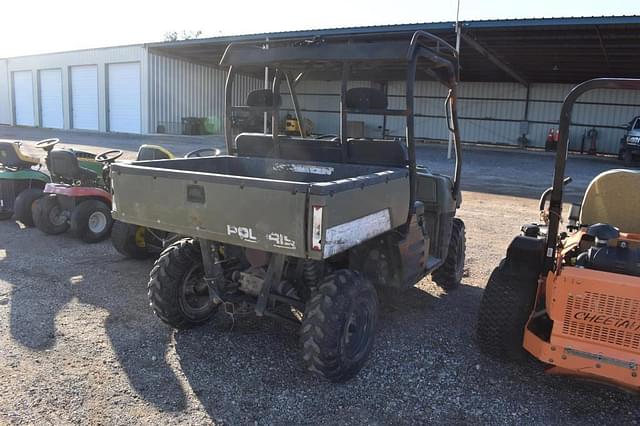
[14,188,44,227]
[148,238,218,329]
[111,221,153,259]
[432,218,466,290]
[70,199,113,243]
[300,269,378,382]
[33,195,69,235]
[476,261,539,362]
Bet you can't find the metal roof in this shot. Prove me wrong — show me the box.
[147,15,640,84]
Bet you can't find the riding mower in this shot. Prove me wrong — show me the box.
[0,140,50,225]
[111,145,221,258]
[32,138,122,243]
[477,78,640,392]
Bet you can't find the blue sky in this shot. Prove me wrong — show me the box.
[1,0,637,57]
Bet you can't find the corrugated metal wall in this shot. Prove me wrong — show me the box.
[0,59,9,124]
[279,80,640,154]
[148,53,263,135]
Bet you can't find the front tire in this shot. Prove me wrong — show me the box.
[148,239,218,329]
[70,199,113,243]
[476,261,539,362]
[432,217,466,290]
[33,195,69,235]
[14,188,44,227]
[300,270,378,382]
[111,221,153,259]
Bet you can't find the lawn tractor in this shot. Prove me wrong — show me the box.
[32,138,122,243]
[477,78,640,392]
[0,140,50,225]
[111,145,221,258]
[110,31,466,381]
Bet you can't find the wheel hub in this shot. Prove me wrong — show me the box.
[49,205,67,226]
[88,211,107,233]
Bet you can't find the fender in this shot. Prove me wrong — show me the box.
[44,183,112,204]
[0,169,50,183]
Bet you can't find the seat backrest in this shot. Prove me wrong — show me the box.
[580,169,640,233]
[49,149,96,181]
[347,139,408,167]
[0,141,38,168]
[137,144,174,161]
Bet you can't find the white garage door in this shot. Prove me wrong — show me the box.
[71,65,98,130]
[13,71,34,126]
[108,62,141,133]
[39,69,63,129]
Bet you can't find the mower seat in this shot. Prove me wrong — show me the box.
[48,149,98,182]
[580,169,640,234]
[136,144,174,161]
[0,141,40,168]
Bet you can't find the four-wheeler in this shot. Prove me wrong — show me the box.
[110,31,466,381]
[111,145,221,259]
[0,140,50,225]
[32,138,122,243]
[619,115,640,165]
[477,78,640,392]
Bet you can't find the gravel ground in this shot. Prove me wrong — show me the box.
[0,128,639,424]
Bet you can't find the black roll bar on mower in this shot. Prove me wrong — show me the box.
[544,78,640,272]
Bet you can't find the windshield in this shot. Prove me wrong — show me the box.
[634,118,640,130]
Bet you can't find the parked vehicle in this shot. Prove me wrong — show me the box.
[619,115,640,165]
[477,78,640,392]
[110,31,466,381]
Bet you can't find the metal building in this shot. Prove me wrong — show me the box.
[1,16,639,154]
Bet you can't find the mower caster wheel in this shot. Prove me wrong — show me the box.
[476,260,539,362]
[0,210,12,220]
[33,195,69,235]
[148,238,219,329]
[70,199,113,243]
[111,221,154,259]
[300,269,378,382]
[14,188,44,227]
[432,218,466,290]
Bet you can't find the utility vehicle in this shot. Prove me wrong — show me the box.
[33,138,121,243]
[111,31,466,381]
[477,78,640,392]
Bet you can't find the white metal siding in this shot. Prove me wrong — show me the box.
[13,71,34,126]
[39,69,63,128]
[0,59,10,125]
[108,62,141,133]
[148,53,262,135]
[70,65,99,130]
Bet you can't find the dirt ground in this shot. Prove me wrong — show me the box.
[0,127,638,425]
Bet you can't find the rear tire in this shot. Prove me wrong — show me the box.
[70,199,113,243]
[33,195,69,235]
[432,218,466,290]
[111,221,153,259]
[300,270,378,382]
[14,188,44,227]
[476,261,539,362]
[148,239,218,329]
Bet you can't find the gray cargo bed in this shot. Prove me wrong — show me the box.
[111,156,410,259]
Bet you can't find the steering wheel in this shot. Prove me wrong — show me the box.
[96,149,124,163]
[185,148,221,158]
[35,138,60,151]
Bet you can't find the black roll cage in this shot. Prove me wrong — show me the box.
[544,78,640,272]
[220,31,463,211]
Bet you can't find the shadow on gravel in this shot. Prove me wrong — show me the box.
[1,244,189,412]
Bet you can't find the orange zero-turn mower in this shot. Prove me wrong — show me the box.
[476,78,640,392]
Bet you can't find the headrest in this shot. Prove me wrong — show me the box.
[346,88,388,110]
[246,89,281,108]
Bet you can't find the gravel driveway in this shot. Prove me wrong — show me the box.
[0,128,638,424]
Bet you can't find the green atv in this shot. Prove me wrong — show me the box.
[0,139,51,225]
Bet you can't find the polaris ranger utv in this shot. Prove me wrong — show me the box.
[111,31,465,381]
